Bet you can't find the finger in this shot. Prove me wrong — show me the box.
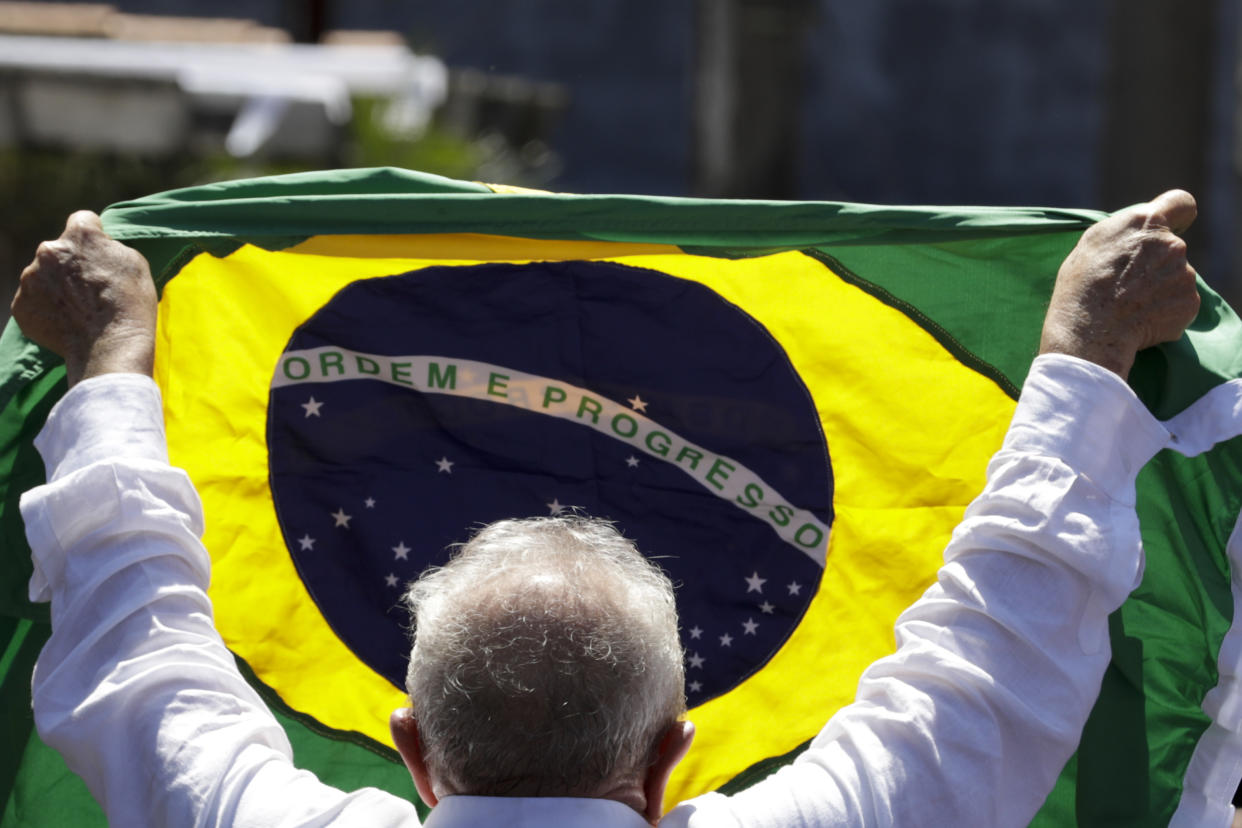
[62,210,105,243]
[1145,189,1197,235]
[1143,228,1190,270]
[1150,289,1202,346]
[10,276,40,328]
[34,239,66,265]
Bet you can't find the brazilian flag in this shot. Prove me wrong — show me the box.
[2,167,1242,826]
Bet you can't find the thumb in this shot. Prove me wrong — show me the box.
[62,210,106,244]
[1144,189,1197,235]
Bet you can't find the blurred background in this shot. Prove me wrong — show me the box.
[0,0,1238,319]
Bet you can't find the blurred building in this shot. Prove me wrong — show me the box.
[0,4,447,162]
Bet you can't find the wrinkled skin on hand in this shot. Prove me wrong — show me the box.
[1039,189,1200,380]
[11,211,157,387]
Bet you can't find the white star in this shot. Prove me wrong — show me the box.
[759,601,775,614]
[744,571,767,593]
[742,618,759,635]
[331,508,352,528]
[627,394,648,413]
[297,534,315,551]
[435,457,454,474]
[688,681,702,693]
[364,497,376,509]
[719,633,734,647]
[626,455,640,468]
[301,396,323,417]
[687,652,705,669]
[385,573,399,587]
[547,498,566,515]
[787,581,803,596]
[392,541,411,560]
[688,626,703,640]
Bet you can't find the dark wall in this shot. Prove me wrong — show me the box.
[349,0,1112,207]
[352,1,697,196]
[799,2,1107,207]
[338,1,1106,205]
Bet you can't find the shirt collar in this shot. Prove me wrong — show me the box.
[425,795,651,828]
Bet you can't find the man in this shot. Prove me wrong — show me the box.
[13,189,1200,827]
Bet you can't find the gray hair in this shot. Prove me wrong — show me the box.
[403,516,686,796]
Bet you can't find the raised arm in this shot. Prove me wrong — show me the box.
[14,214,420,827]
[666,191,1200,827]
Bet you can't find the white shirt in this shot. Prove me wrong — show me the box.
[22,354,1170,827]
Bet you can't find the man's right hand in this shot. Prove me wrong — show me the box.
[1039,189,1200,380]
[11,211,157,387]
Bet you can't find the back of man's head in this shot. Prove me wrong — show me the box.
[404,516,686,797]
